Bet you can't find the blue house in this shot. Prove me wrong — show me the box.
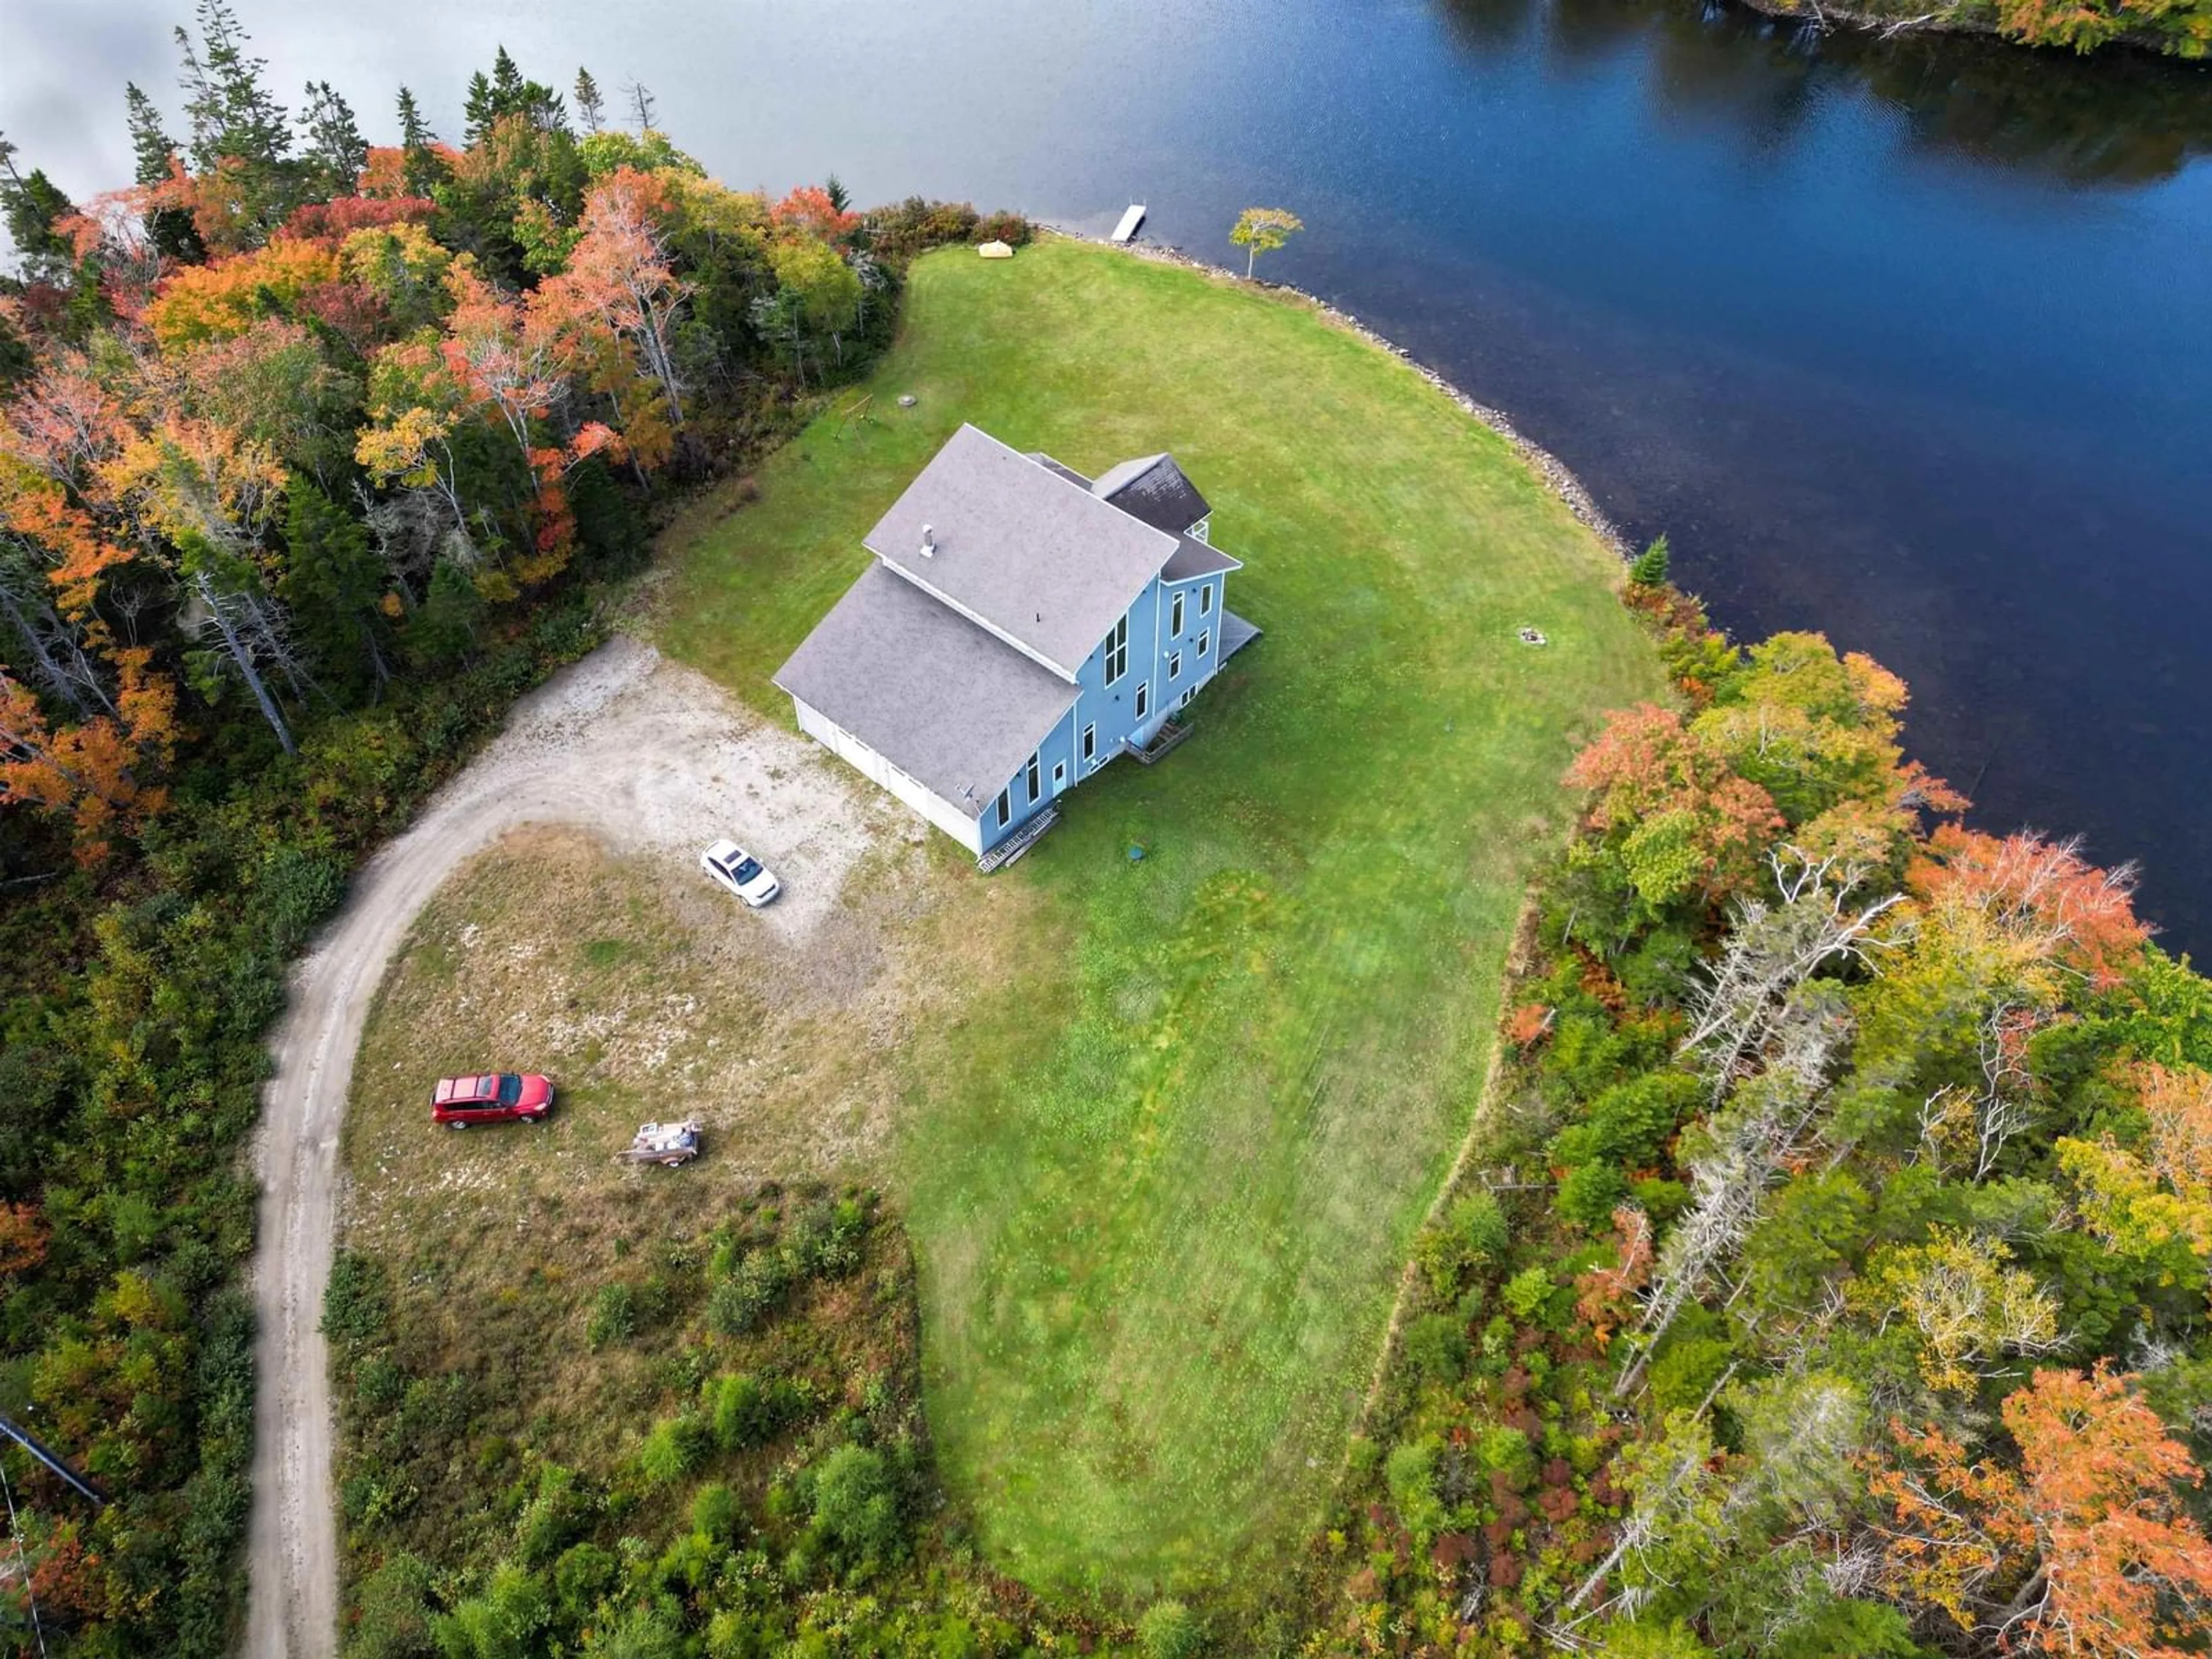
[773,424,1257,859]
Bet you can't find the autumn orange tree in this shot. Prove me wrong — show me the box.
[1869,1365,2212,1657]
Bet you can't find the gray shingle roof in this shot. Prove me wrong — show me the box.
[1091,452,1211,536]
[865,425,1176,678]
[772,562,1078,817]
[1161,534,1240,582]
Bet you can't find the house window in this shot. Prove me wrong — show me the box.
[997,789,1010,827]
[1198,628,1211,658]
[1134,681,1149,721]
[1199,584,1213,616]
[1082,724,1096,764]
[1179,689,1194,709]
[1052,760,1067,791]
[1026,752,1041,801]
[1170,591,1184,636]
[1168,650,1181,681]
[1103,613,1129,686]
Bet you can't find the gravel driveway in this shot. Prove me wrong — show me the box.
[244,637,880,1657]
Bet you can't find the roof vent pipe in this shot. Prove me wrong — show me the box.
[919,524,935,558]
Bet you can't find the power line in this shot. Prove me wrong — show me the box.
[1,1454,51,1659]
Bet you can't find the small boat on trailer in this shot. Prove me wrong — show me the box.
[618,1119,703,1167]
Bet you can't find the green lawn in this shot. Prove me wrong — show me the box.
[657,237,1664,1598]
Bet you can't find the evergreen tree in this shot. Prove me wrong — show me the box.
[409,558,482,665]
[0,137,76,285]
[573,69,605,135]
[395,85,434,150]
[1630,533,1672,589]
[393,86,446,199]
[626,80,658,132]
[299,81,368,200]
[123,84,204,263]
[173,0,301,237]
[464,47,566,144]
[279,478,390,697]
[124,82,179,184]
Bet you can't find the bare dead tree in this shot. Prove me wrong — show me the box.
[186,567,299,755]
[1616,982,1851,1400]
[0,555,118,719]
[1680,847,1906,1106]
[1972,999,2037,1181]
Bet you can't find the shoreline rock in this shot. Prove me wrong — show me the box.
[1043,228,1636,565]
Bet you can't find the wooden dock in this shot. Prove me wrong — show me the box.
[1110,203,1147,244]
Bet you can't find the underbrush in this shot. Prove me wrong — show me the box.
[325,1191,1108,1658]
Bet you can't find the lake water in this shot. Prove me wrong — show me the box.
[10,0,2212,952]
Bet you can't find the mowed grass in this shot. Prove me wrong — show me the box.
[656,237,1665,1595]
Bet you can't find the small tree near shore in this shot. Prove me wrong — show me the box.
[1229,206,1303,279]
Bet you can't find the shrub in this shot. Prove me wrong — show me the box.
[971,211,1033,247]
[807,1444,905,1579]
[1137,1599,1206,1659]
[321,1250,391,1349]
[707,1255,785,1335]
[1403,1313,1469,1385]
[257,844,347,955]
[866,196,982,261]
[514,1464,594,1567]
[691,1482,742,1544]
[1385,1437,1444,1539]
[355,1353,406,1412]
[1649,1334,1735,1416]
[637,1415,709,1488]
[1414,1190,1512,1299]
[347,1551,437,1659]
[1475,1424,1536,1489]
[1555,1161,1631,1231]
[586,1283,636,1350]
[551,1541,619,1627]
[709,1372,807,1450]
[1453,1191,1511,1261]
[1502,1264,1555,1323]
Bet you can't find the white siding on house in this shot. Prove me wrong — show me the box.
[794,699,983,853]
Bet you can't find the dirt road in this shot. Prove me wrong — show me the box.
[244,637,880,1657]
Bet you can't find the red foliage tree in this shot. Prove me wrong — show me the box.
[768,183,861,245]
[0,1202,50,1276]
[281,194,435,245]
[1909,825,2153,989]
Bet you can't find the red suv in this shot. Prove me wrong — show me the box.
[431,1072,554,1128]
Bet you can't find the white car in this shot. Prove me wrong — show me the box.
[700,839,780,907]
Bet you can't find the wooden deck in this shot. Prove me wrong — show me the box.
[1123,720,1192,766]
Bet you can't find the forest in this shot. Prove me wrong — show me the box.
[0,6,1022,1653]
[1316,544,2212,1657]
[1742,0,2212,58]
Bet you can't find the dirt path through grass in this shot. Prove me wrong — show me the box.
[244,637,882,1658]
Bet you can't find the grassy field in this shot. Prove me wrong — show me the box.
[652,237,1667,1597]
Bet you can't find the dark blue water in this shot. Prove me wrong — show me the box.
[10,0,2211,950]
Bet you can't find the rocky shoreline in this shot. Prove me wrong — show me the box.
[1046,228,1636,566]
